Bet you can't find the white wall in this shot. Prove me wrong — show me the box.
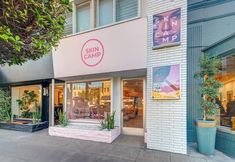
[11,88,20,116]
[112,77,121,127]
[52,18,147,79]
[146,0,187,154]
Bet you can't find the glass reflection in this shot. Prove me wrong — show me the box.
[67,80,111,120]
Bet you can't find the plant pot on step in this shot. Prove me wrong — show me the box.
[196,119,216,155]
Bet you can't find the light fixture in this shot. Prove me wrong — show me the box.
[43,87,49,96]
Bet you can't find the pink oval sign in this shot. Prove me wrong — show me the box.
[81,39,104,67]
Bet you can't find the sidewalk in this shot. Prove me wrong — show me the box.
[0,129,234,162]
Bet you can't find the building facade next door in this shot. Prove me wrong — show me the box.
[122,78,145,136]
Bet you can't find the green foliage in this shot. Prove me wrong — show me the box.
[0,0,71,65]
[58,110,68,127]
[32,104,41,124]
[100,111,115,131]
[194,54,223,120]
[0,88,11,122]
[16,90,38,118]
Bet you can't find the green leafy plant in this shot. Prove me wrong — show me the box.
[194,54,223,120]
[0,0,71,65]
[0,88,11,122]
[32,104,41,124]
[16,90,38,118]
[100,111,115,131]
[58,110,68,127]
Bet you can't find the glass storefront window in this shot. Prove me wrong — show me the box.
[11,85,41,119]
[216,54,235,127]
[67,80,111,120]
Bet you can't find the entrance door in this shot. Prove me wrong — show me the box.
[54,84,64,124]
[122,79,145,136]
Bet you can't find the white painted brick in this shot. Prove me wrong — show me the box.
[146,0,187,154]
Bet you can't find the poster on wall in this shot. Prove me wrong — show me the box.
[153,8,181,48]
[152,64,180,100]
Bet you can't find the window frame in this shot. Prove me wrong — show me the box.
[72,0,141,35]
[74,1,93,33]
[96,0,115,27]
[65,78,113,121]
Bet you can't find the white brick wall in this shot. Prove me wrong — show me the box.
[146,0,187,154]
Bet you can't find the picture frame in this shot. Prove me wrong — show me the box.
[152,64,181,100]
[152,8,181,49]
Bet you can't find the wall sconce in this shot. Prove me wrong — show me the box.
[43,87,49,96]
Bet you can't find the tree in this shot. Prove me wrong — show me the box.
[0,0,71,65]
[194,54,223,120]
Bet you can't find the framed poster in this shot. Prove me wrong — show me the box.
[153,8,181,49]
[152,64,180,100]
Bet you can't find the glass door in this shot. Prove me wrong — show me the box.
[122,79,144,136]
[54,85,64,125]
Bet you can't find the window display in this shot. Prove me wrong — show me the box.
[11,85,41,120]
[216,54,235,127]
[67,80,111,120]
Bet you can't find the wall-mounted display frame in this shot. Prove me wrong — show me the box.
[153,8,181,49]
[152,64,180,100]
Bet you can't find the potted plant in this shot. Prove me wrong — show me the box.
[58,110,68,127]
[17,90,38,118]
[194,54,222,155]
[100,111,115,131]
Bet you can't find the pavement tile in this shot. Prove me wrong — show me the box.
[171,153,207,162]
[107,145,140,161]
[136,149,171,162]
[0,130,234,162]
[83,142,113,155]
[0,155,29,162]
[63,152,96,162]
[95,155,134,162]
[113,135,145,148]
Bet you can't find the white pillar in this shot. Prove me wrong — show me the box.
[64,82,67,112]
[51,79,55,126]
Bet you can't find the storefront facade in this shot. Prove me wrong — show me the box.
[48,0,187,154]
[51,17,148,136]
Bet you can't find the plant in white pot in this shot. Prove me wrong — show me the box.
[194,54,222,155]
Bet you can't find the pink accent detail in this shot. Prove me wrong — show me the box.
[81,39,104,67]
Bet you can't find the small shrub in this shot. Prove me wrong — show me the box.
[58,110,68,127]
[100,111,115,131]
[32,105,41,124]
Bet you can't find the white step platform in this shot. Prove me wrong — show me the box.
[49,122,120,143]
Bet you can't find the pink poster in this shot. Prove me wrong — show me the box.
[152,64,180,99]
